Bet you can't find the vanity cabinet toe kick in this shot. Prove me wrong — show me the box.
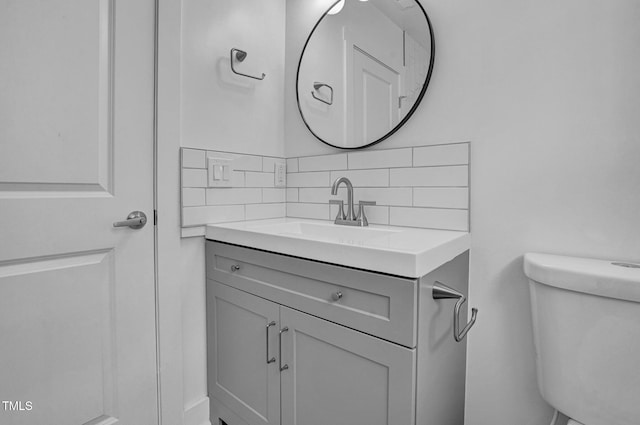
[206,240,470,425]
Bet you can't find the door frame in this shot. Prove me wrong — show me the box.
[155,0,188,424]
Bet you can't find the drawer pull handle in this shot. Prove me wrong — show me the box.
[331,291,343,301]
[230,264,241,272]
[266,321,276,364]
[279,327,289,371]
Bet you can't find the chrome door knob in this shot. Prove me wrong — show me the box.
[113,211,147,229]
[331,291,343,301]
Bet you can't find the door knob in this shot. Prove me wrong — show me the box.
[113,211,147,229]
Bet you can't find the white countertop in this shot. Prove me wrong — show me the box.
[206,218,470,278]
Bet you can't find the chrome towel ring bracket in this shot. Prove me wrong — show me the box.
[230,48,266,81]
[432,281,478,342]
[311,82,333,105]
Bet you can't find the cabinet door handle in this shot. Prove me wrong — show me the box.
[266,321,276,364]
[331,291,343,301]
[279,327,289,371]
[230,264,241,272]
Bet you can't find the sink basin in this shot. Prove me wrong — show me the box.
[249,220,402,243]
[206,218,470,278]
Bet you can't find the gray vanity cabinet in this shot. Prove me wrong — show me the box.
[207,281,281,425]
[206,241,469,425]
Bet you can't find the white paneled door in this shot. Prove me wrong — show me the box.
[350,47,400,146]
[0,1,158,425]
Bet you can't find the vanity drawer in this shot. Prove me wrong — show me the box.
[206,241,418,347]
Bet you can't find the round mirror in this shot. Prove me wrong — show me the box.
[296,0,435,149]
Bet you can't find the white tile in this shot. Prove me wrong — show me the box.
[246,172,275,188]
[286,158,299,173]
[262,157,278,172]
[182,148,206,168]
[182,205,244,227]
[287,172,330,188]
[262,188,286,203]
[246,203,286,220]
[181,226,205,238]
[182,169,208,188]
[413,188,469,209]
[231,171,245,187]
[286,203,330,220]
[330,204,389,225]
[206,151,263,171]
[390,207,469,231]
[206,188,262,205]
[348,148,412,169]
[362,205,389,225]
[298,154,348,172]
[286,188,299,202]
[324,187,409,209]
[299,188,333,204]
[413,143,469,167]
[390,166,468,187]
[182,188,206,207]
[329,169,389,187]
[354,187,412,206]
[233,154,263,171]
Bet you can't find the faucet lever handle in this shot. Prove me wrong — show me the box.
[329,199,345,221]
[357,201,376,227]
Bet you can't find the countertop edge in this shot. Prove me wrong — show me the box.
[206,222,470,279]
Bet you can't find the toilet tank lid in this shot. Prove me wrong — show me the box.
[524,253,640,303]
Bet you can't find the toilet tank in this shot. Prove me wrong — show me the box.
[524,253,640,425]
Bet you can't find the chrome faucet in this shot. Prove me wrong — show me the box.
[331,177,355,220]
[329,177,376,227]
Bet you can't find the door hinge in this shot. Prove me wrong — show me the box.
[154,209,158,226]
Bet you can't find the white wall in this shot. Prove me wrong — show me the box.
[158,1,287,425]
[286,1,640,424]
[181,0,286,157]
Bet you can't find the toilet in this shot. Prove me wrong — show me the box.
[523,253,640,425]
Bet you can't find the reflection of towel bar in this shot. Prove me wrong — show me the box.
[311,82,333,105]
[230,48,266,81]
[432,281,478,342]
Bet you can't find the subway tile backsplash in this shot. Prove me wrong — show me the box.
[286,142,471,232]
[180,148,287,233]
[181,142,470,236]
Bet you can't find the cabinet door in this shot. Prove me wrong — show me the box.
[280,307,416,425]
[207,281,281,425]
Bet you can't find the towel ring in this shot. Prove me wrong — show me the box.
[311,82,333,105]
[230,48,266,81]
[432,281,478,342]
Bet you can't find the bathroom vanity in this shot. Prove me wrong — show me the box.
[205,219,473,425]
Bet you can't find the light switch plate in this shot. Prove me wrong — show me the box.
[274,160,286,187]
[207,157,234,187]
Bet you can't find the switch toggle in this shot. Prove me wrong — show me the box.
[207,157,234,187]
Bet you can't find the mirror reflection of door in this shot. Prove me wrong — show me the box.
[350,47,400,146]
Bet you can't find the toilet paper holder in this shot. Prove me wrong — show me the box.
[432,281,478,342]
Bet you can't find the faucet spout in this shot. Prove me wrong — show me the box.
[331,177,354,220]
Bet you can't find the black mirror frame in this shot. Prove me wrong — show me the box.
[295,0,436,150]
